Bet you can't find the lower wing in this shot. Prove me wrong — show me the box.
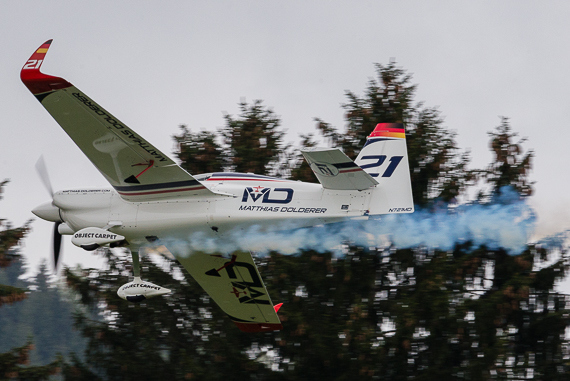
[172,249,283,332]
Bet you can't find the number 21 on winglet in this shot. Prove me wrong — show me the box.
[23,60,43,69]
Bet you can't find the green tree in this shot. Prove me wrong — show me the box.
[486,117,534,197]
[406,108,475,206]
[289,133,318,183]
[0,258,87,370]
[315,62,475,207]
[27,262,86,365]
[68,60,569,380]
[0,180,60,380]
[63,249,278,381]
[257,115,566,379]
[222,99,286,176]
[173,125,224,175]
[280,63,565,379]
[341,62,416,154]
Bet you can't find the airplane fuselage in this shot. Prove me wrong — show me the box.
[53,172,373,246]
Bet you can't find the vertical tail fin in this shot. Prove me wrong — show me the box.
[355,123,414,215]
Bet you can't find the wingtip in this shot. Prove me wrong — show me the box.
[21,39,72,96]
[274,303,283,313]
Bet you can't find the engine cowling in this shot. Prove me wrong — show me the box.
[117,277,171,303]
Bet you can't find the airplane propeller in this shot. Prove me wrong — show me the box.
[34,156,63,271]
[35,155,54,197]
[52,221,63,270]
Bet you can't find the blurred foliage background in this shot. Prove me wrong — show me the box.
[1,62,568,380]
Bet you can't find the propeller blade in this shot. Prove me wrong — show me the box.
[53,222,62,271]
[35,157,63,272]
[35,155,54,197]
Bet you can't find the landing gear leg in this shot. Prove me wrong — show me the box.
[131,246,141,278]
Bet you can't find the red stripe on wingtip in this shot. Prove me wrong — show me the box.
[274,303,283,313]
[21,40,72,95]
[233,322,283,333]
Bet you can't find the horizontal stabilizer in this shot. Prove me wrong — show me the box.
[301,148,378,190]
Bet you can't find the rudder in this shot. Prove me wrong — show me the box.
[355,123,414,215]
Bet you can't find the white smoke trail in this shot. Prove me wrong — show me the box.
[167,187,536,256]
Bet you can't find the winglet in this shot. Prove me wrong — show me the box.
[21,40,72,98]
[273,303,283,313]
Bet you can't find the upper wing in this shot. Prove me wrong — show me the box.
[173,250,283,332]
[21,40,217,202]
[302,147,378,190]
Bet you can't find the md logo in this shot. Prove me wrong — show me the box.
[242,186,293,204]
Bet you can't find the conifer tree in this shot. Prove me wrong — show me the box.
[486,117,534,197]
[221,100,286,176]
[0,181,60,380]
[315,62,475,207]
[62,250,276,381]
[174,125,224,175]
[289,133,318,183]
[65,61,569,380]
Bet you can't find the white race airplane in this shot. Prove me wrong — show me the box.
[21,40,414,332]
